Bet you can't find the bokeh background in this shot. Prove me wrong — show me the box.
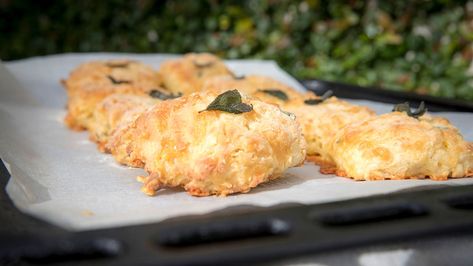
[1,0,473,101]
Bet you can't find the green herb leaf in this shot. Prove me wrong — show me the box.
[392,101,427,118]
[149,89,182,100]
[107,75,131,85]
[200,89,253,114]
[258,89,289,101]
[304,90,333,105]
[232,74,246,80]
[106,61,131,68]
[193,60,214,68]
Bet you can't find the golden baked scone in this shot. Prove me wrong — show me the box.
[204,78,374,165]
[88,94,160,152]
[107,89,307,196]
[285,95,375,165]
[328,111,473,180]
[63,59,162,130]
[158,53,233,94]
[202,75,307,106]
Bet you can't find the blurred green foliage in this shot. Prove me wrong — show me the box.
[1,0,473,101]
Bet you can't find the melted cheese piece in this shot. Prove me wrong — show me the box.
[107,89,307,196]
[63,59,162,130]
[329,112,473,180]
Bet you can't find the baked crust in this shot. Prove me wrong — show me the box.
[204,76,375,166]
[88,94,160,152]
[63,56,473,191]
[159,53,233,94]
[329,112,473,180]
[286,97,375,164]
[62,59,162,130]
[107,89,307,196]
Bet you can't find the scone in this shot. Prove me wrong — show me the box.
[63,59,162,130]
[158,53,233,94]
[285,96,375,166]
[107,89,307,196]
[328,111,473,180]
[204,77,374,166]
[88,94,160,152]
[202,75,307,106]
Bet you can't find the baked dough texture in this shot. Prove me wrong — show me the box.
[204,76,374,165]
[328,112,473,180]
[159,53,233,95]
[107,89,307,196]
[89,94,160,152]
[202,75,307,106]
[63,59,162,130]
[286,97,375,165]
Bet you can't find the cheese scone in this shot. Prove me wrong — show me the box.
[63,59,162,130]
[285,96,375,166]
[159,53,233,94]
[204,77,374,165]
[328,112,473,180]
[202,75,307,106]
[107,89,307,196]
[88,94,160,152]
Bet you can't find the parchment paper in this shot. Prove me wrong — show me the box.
[1,53,472,232]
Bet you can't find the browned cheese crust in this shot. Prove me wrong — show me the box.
[285,97,376,165]
[203,76,375,166]
[89,94,160,152]
[62,59,162,130]
[158,53,233,95]
[328,112,473,180]
[107,90,307,196]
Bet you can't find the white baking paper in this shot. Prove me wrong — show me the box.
[1,53,472,231]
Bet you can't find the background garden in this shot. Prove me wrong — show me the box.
[1,0,472,101]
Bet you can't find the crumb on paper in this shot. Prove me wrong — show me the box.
[81,210,95,217]
[136,175,146,183]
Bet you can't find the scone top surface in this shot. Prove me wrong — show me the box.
[63,59,162,130]
[64,59,161,94]
[285,96,375,163]
[203,74,307,107]
[330,111,473,180]
[159,53,233,95]
[108,89,307,196]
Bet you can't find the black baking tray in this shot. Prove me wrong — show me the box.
[301,79,473,112]
[1,80,473,265]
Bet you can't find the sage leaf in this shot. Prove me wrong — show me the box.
[193,60,214,68]
[149,89,182,100]
[392,101,427,118]
[107,75,131,85]
[232,73,246,80]
[200,89,253,114]
[106,61,131,68]
[304,90,333,105]
[258,89,289,101]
